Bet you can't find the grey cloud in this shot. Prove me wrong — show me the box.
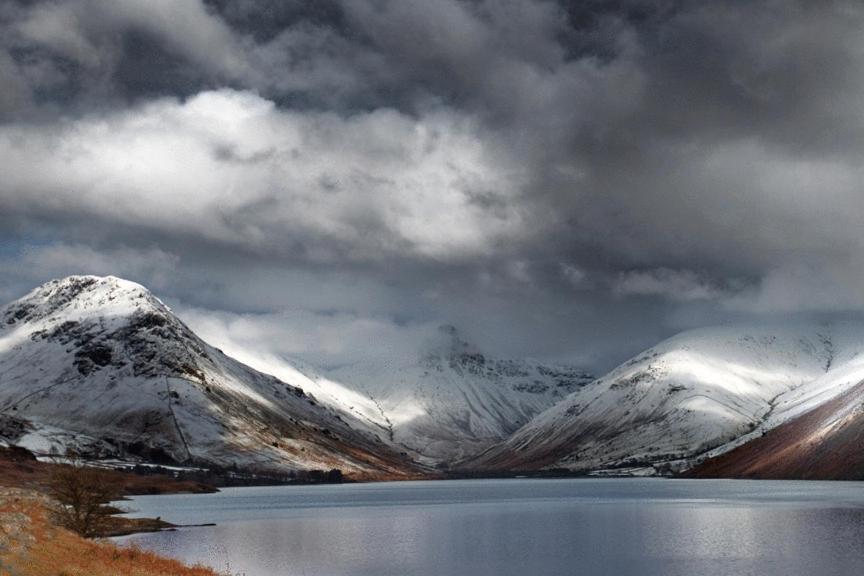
[613,268,739,302]
[2,0,864,372]
[0,0,245,116]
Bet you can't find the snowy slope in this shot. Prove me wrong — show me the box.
[472,321,864,474]
[0,276,417,479]
[688,376,864,479]
[169,340,394,441]
[686,331,864,478]
[329,326,593,464]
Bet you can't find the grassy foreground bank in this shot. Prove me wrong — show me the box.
[0,487,221,576]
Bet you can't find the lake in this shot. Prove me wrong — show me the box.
[116,478,864,576]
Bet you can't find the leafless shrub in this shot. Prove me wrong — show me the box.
[47,452,121,537]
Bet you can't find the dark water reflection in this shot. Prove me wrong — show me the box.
[116,479,864,576]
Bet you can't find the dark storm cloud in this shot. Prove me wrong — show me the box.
[1,0,863,370]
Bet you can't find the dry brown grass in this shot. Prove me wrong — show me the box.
[0,490,220,576]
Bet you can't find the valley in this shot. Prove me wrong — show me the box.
[3,275,864,483]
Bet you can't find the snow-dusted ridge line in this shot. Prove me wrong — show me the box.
[0,274,593,473]
[0,275,418,479]
[13,274,856,479]
[471,321,864,474]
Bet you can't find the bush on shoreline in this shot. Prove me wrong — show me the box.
[0,487,222,576]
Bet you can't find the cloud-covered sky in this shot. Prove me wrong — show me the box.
[2,0,864,371]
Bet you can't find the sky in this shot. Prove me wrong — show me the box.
[1,0,864,372]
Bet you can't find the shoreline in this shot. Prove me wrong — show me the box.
[10,444,864,541]
[0,487,222,576]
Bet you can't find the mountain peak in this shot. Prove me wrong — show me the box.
[432,324,478,354]
[2,275,168,329]
[34,274,156,302]
[1,274,205,383]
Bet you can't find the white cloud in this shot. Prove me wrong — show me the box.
[176,305,439,369]
[614,268,728,302]
[0,89,526,262]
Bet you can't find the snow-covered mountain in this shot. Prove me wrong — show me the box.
[688,334,864,479]
[687,376,864,479]
[12,275,862,481]
[471,321,864,475]
[0,276,418,480]
[329,326,594,464]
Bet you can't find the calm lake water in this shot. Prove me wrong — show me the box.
[116,478,864,576]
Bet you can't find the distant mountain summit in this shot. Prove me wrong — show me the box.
[330,324,594,464]
[0,275,417,479]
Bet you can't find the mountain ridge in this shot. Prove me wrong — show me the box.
[469,321,864,476]
[6,275,864,481]
[0,275,419,480]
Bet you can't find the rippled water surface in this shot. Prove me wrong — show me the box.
[116,478,864,576]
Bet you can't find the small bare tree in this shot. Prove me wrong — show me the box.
[47,452,121,537]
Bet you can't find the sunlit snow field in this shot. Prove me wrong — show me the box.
[116,478,864,576]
